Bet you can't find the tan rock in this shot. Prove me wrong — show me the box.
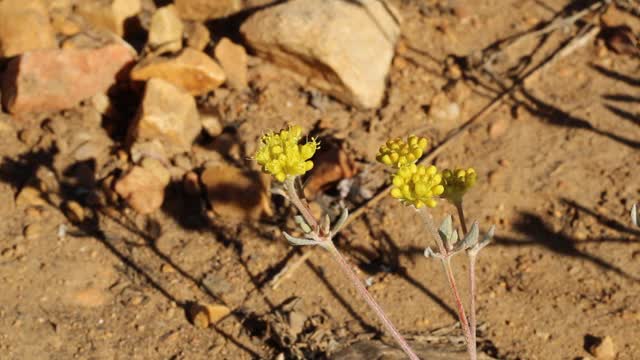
[588,336,616,360]
[185,21,210,51]
[174,0,241,21]
[114,165,166,214]
[128,78,201,154]
[0,0,57,57]
[140,157,171,186]
[131,48,225,95]
[64,200,85,223]
[187,302,230,328]
[201,113,223,137]
[76,0,142,37]
[214,37,248,89]
[201,164,271,220]
[241,0,401,109]
[50,12,82,36]
[2,44,135,114]
[130,139,168,164]
[148,5,184,54]
[15,186,47,207]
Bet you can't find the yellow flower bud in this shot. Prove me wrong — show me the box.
[376,135,429,168]
[390,164,444,208]
[441,167,477,204]
[255,125,318,182]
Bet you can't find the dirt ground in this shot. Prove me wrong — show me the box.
[1,0,639,359]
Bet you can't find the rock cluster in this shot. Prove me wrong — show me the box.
[1,0,401,215]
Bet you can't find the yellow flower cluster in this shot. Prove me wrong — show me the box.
[441,168,477,204]
[376,136,428,168]
[255,125,318,182]
[390,164,444,208]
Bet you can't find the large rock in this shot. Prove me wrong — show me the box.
[1,44,136,114]
[241,0,401,109]
[130,48,225,95]
[127,78,201,154]
[0,0,57,58]
[214,37,248,89]
[174,0,241,21]
[75,0,141,37]
[148,5,184,54]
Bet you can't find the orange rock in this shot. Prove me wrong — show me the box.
[2,44,135,114]
[127,78,201,154]
[174,0,241,21]
[130,48,225,95]
[75,0,141,37]
[0,0,57,57]
[214,37,248,89]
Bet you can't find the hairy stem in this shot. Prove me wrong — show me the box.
[283,177,318,230]
[418,207,475,360]
[283,177,419,360]
[325,243,420,360]
[469,256,478,358]
[442,258,475,360]
[457,200,478,358]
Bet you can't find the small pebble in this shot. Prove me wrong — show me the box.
[201,114,223,137]
[183,171,201,196]
[18,128,40,145]
[24,223,42,239]
[161,263,175,273]
[588,336,616,360]
[64,200,85,222]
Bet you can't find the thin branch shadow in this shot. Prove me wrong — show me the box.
[337,216,457,319]
[0,146,265,358]
[305,261,378,333]
[562,198,640,238]
[494,212,639,282]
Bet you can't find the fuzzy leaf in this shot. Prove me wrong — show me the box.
[438,215,454,243]
[294,215,312,233]
[283,232,320,246]
[331,207,349,235]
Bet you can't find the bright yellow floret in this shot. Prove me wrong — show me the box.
[376,135,428,168]
[390,164,444,208]
[441,168,477,204]
[255,125,318,182]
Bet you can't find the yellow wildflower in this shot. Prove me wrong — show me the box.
[441,168,477,204]
[376,135,428,168]
[255,125,318,182]
[390,164,444,208]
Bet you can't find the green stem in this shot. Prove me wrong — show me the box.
[455,201,468,235]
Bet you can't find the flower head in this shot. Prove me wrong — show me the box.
[376,135,428,168]
[390,164,444,208]
[441,168,477,204]
[255,125,318,182]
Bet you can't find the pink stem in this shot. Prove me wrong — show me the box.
[418,207,475,360]
[283,177,420,360]
[326,243,420,360]
[469,256,478,357]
